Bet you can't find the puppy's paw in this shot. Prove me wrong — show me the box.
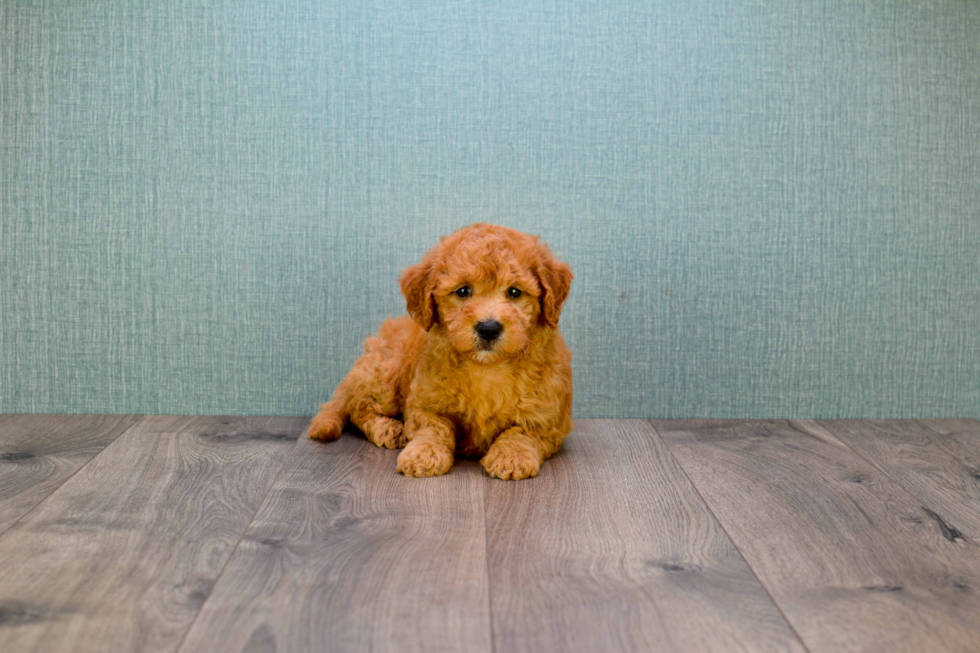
[365,417,405,450]
[396,439,454,477]
[481,441,541,480]
[307,406,344,441]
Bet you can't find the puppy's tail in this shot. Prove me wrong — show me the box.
[307,387,350,441]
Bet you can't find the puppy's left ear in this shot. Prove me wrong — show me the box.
[536,255,573,327]
[400,259,438,331]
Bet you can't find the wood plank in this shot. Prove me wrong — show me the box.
[653,419,980,653]
[820,419,980,543]
[0,414,141,536]
[485,419,805,653]
[177,428,491,653]
[0,415,304,653]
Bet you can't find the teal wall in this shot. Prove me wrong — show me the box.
[2,1,979,418]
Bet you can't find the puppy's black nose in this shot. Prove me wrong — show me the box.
[475,320,503,342]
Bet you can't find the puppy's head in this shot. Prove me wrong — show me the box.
[400,223,573,363]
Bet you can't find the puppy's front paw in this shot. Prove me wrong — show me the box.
[365,417,405,450]
[396,439,454,477]
[307,406,344,441]
[481,441,541,480]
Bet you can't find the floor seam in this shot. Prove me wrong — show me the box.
[813,419,980,550]
[0,413,147,540]
[483,473,497,653]
[645,419,814,653]
[173,421,305,653]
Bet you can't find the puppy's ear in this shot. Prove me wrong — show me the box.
[400,259,438,331]
[536,255,573,327]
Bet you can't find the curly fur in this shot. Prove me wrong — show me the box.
[307,223,573,480]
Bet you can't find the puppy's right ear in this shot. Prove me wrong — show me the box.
[400,259,437,331]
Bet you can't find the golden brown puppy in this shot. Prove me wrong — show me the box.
[307,223,573,480]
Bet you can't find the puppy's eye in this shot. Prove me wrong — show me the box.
[507,287,522,299]
[455,286,472,298]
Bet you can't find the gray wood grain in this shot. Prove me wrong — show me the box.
[0,415,304,653]
[653,419,980,653]
[819,420,980,544]
[177,428,492,653]
[485,419,805,653]
[0,414,141,536]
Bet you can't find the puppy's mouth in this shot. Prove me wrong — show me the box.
[471,348,498,364]
[470,336,501,363]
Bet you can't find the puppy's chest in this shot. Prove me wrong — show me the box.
[443,365,526,451]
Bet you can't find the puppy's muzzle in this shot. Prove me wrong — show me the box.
[475,320,503,343]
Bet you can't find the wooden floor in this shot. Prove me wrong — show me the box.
[1,416,979,652]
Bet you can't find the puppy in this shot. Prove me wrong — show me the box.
[307,223,573,480]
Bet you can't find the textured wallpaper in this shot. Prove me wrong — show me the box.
[1,1,978,418]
